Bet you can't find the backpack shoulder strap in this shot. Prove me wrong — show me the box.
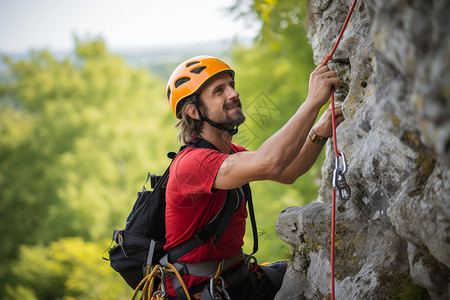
[165,137,258,263]
[187,136,219,151]
[243,183,258,255]
[166,190,237,263]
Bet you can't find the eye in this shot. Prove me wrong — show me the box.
[214,87,224,94]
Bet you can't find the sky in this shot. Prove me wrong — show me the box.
[0,0,259,53]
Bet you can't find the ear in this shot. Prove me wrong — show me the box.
[185,103,200,120]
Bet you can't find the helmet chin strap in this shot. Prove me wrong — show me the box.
[192,95,238,136]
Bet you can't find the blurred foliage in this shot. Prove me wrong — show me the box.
[0,0,325,297]
[0,37,178,296]
[5,238,131,300]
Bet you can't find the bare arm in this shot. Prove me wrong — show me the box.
[271,105,345,184]
[212,65,340,190]
[270,133,326,184]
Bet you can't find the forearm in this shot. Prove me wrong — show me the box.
[213,64,339,190]
[253,64,339,174]
[255,100,321,174]
[271,133,325,184]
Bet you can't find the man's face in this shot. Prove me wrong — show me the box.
[198,72,245,128]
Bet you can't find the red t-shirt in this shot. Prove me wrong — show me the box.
[164,142,248,295]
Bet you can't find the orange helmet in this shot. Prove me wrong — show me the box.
[166,55,235,118]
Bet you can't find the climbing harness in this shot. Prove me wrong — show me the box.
[208,261,232,300]
[131,263,191,300]
[321,0,358,299]
[130,253,285,300]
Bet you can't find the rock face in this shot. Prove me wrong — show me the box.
[275,0,450,299]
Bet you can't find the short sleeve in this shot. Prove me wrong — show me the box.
[172,148,228,198]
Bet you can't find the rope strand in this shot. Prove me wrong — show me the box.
[330,91,340,156]
[321,0,358,299]
[323,0,358,66]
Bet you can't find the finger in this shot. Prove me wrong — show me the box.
[334,111,344,121]
[330,107,343,121]
[315,64,330,73]
[329,78,340,90]
[333,106,343,115]
[336,114,345,121]
[336,112,345,120]
[321,70,337,78]
[322,107,333,117]
[335,116,345,126]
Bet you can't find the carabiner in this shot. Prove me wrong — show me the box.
[209,276,217,299]
[335,151,348,175]
[157,266,165,279]
[152,290,165,300]
[210,276,231,300]
[333,152,351,201]
[216,285,232,300]
[333,167,351,201]
[155,266,167,297]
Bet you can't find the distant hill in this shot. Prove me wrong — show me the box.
[0,38,249,80]
[113,39,244,79]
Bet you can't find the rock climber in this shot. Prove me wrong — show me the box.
[164,55,343,299]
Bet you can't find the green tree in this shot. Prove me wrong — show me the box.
[0,37,178,294]
[5,237,131,300]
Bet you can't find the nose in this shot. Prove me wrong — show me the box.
[227,85,239,100]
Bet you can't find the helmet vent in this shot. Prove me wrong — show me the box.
[175,77,191,88]
[186,61,200,68]
[167,88,171,101]
[190,66,207,74]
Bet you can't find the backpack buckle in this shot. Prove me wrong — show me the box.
[113,230,128,259]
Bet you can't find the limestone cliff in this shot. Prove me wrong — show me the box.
[275,0,450,299]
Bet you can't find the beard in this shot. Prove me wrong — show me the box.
[203,99,246,128]
[203,99,246,129]
[228,108,246,127]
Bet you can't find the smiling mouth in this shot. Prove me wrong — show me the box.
[226,101,241,110]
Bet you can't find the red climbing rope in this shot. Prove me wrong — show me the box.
[330,91,340,156]
[321,0,358,299]
[323,0,359,67]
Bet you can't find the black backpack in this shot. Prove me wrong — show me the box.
[106,138,258,289]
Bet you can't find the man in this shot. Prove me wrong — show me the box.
[163,55,343,299]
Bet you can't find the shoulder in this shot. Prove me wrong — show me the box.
[173,143,247,169]
[170,146,230,194]
[177,146,224,158]
[174,147,228,169]
[230,143,248,153]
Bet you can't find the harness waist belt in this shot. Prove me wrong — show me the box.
[165,252,245,278]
